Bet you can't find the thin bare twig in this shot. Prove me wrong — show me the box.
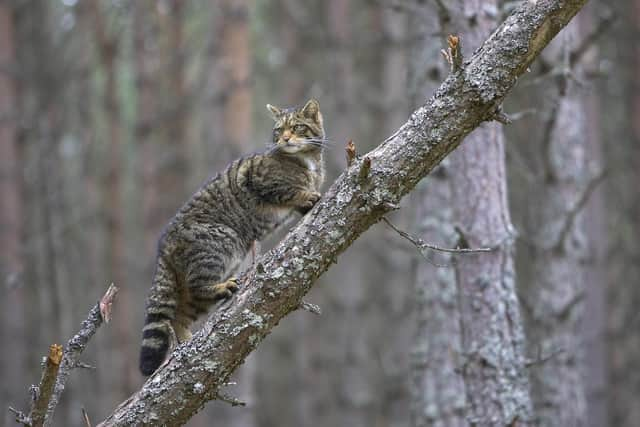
[41,284,119,427]
[81,408,92,427]
[525,347,566,367]
[72,361,97,370]
[8,406,30,426]
[485,105,513,125]
[382,217,495,254]
[215,391,247,407]
[99,283,118,323]
[506,108,537,122]
[299,300,322,315]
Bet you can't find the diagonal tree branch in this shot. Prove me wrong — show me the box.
[98,0,587,425]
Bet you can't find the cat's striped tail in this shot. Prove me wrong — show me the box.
[139,257,177,376]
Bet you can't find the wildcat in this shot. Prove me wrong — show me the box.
[139,99,326,376]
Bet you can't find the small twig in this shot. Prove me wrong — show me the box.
[72,361,97,370]
[99,283,118,323]
[30,344,64,426]
[382,201,400,211]
[9,406,31,426]
[298,300,322,315]
[358,156,371,182]
[215,391,247,407]
[345,140,356,167]
[525,347,565,367]
[441,34,463,73]
[453,225,471,250]
[383,217,495,254]
[81,407,92,427]
[485,105,513,125]
[42,284,119,427]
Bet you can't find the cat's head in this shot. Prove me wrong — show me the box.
[266,99,326,154]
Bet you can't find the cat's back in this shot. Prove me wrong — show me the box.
[158,153,283,252]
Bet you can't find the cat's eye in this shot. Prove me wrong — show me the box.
[294,124,308,134]
[273,128,282,138]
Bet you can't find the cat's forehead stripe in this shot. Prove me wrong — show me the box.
[274,113,302,128]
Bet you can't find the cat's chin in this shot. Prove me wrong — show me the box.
[276,144,313,155]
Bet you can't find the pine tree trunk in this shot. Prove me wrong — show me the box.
[408,2,467,426]
[448,1,533,424]
[515,17,603,427]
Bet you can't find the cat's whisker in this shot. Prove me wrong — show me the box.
[302,138,337,147]
[301,141,335,150]
[306,137,337,145]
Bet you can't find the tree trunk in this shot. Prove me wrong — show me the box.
[515,17,602,427]
[444,1,534,424]
[452,120,532,426]
[408,2,467,426]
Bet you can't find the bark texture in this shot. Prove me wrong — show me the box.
[408,3,467,426]
[444,0,533,424]
[98,1,587,424]
[452,124,530,425]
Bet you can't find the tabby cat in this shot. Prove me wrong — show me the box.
[139,99,326,376]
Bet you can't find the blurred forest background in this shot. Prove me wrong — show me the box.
[0,0,637,426]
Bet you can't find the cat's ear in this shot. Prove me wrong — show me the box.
[301,99,320,122]
[266,104,282,120]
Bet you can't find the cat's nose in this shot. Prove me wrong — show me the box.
[282,131,291,141]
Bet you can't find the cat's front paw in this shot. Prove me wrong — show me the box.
[212,277,240,300]
[298,191,321,214]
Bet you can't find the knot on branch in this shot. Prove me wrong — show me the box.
[484,105,513,125]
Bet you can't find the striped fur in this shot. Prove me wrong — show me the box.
[139,99,326,375]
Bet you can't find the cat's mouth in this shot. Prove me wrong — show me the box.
[278,142,308,154]
[276,139,321,154]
